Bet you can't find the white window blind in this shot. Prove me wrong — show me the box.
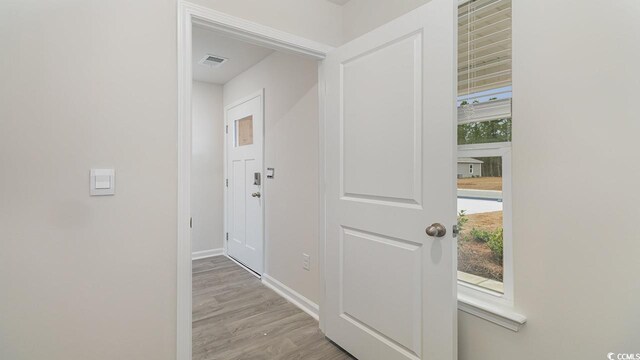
[458,0,512,98]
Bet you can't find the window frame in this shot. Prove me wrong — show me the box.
[457,141,513,307]
[455,0,525,331]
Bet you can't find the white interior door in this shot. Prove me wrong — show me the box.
[324,1,457,359]
[226,90,264,274]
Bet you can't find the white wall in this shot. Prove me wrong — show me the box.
[341,0,429,43]
[224,52,320,303]
[4,0,639,359]
[343,1,640,358]
[191,81,224,256]
[0,1,338,359]
[0,1,177,359]
[460,1,640,359]
[191,0,343,47]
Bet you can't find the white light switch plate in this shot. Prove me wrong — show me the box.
[90,169,115,196]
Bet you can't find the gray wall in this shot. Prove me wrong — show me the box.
[457,163,481,178]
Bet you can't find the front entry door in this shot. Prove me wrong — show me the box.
[226,91,264,274]
[324,1,457,359]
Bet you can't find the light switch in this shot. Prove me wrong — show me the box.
[266,168,275,179]
[95,175,111,189]
[90,169,115,196]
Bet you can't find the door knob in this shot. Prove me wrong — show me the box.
[425,223,446,237]
[251,192,261,198]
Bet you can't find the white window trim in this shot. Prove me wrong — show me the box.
[458,291,526,332]
[457,141,526,331]
[457,98,512,125]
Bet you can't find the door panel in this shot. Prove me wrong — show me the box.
[324,1,457,359]
[226,91,264,274]
[341,227,423,357]
[244,158,260,251]
[231,160,246,247]
[342,32,422,205]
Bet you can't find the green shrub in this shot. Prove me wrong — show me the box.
[470,228,491,243]
[457,210,469,234]
[487,228,504,263]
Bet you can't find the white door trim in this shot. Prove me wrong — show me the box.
[177,2,331,359]
[223,88,265,275]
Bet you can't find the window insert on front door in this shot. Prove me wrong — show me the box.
[234,115,254,147]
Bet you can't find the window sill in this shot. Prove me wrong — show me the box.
[457,291,527,332]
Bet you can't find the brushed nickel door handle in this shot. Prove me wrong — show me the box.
[425,223,446,237]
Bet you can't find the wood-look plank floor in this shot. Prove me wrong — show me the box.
[193,256,355,360]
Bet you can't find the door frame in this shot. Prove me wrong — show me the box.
[223,88,265,276]
[177,2,331,359]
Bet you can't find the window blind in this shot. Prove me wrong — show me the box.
[458,0,512,98]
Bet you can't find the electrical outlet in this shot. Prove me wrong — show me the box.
[302,253,310,271]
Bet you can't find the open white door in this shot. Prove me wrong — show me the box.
[225,91,264,274]
[324,1,457,359]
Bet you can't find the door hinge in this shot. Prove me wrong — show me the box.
[225,179,228,187]
[226,232,229,241]
[190,217,193,229]
[452,225,459,238]
[225,125,228,134]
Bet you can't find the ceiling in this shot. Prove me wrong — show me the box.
[325,0,351,5]
[192,26,275,85]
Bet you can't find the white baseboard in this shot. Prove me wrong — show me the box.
[191,248,224,260]
[262,273,319,321]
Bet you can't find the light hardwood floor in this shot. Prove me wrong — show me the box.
[193,256,355,360]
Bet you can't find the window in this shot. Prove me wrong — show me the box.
[234,115,253,146]
[457,0,512,301]
[457,149,510,296]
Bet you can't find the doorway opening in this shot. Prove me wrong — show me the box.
[186,16,347,359]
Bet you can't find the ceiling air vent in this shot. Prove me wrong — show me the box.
[199,54,228,68]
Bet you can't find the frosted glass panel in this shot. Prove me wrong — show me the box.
[235,116,253,146]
